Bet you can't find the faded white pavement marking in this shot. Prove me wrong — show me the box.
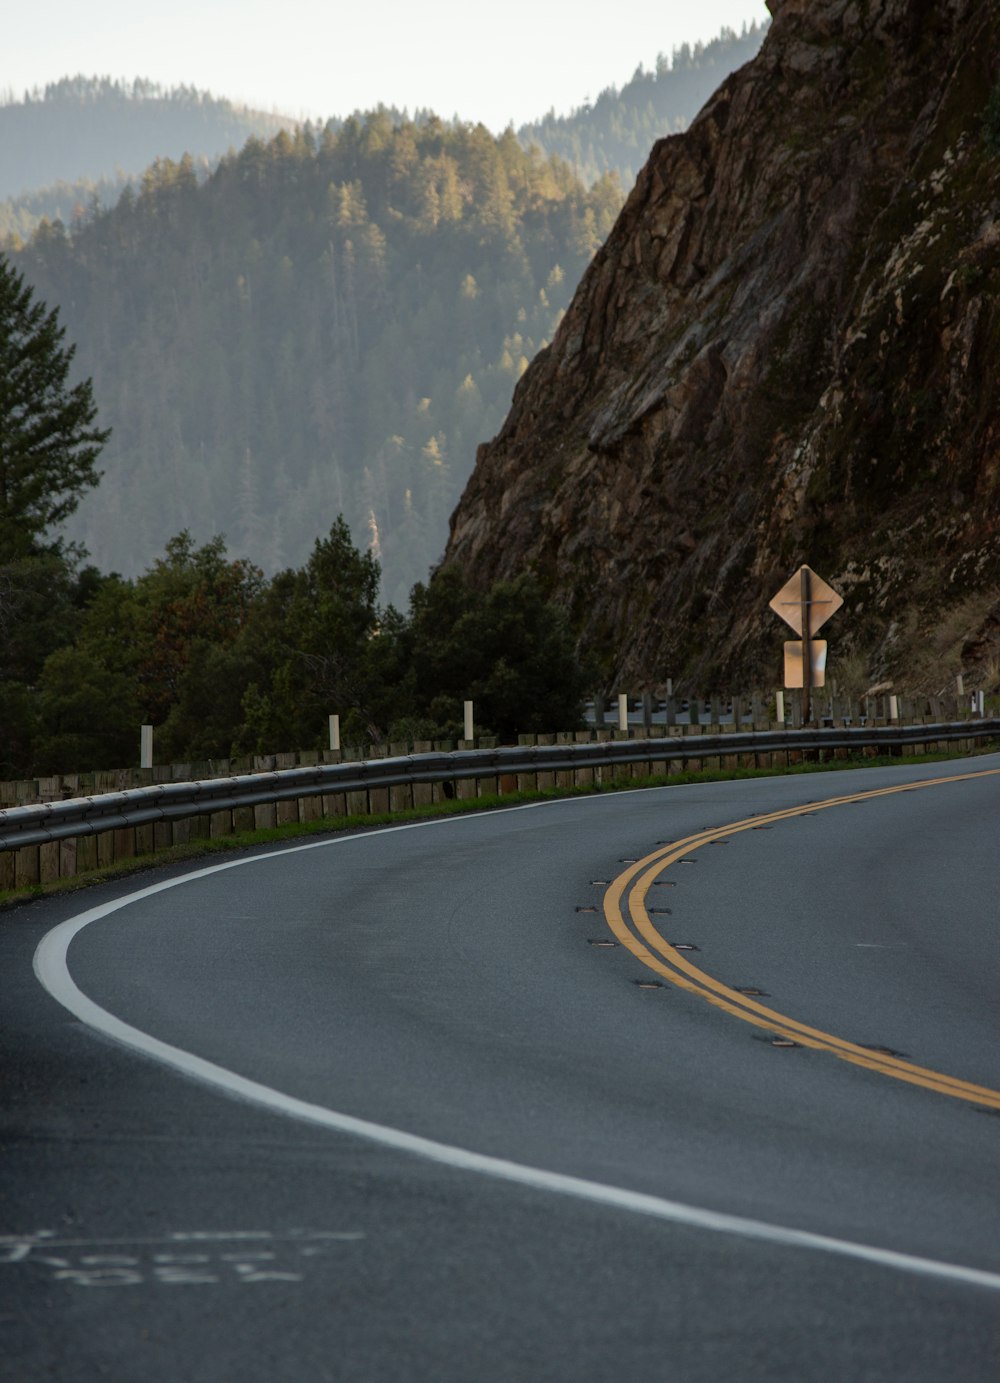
[31,811,1000,1295]
[0,1229,361,1287]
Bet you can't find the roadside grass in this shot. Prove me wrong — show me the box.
[2,743,996,911]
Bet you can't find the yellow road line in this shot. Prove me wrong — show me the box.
[603,767,1000,1110]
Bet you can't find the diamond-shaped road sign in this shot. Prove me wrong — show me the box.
[769,566,843,638]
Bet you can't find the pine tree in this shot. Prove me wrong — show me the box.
[0,253,109,559]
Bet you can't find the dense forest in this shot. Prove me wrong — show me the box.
[0,77,296,203]
[9,116,621,606]
[518,23,767,187]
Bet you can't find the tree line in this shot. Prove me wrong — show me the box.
[3,524,587,780]
[519,23,768,187]
[2,26,765,237]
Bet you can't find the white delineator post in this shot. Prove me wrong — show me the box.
[618,694,628,733]
[888,694,899,721]
[329,715,341,752]
[464,700,474,743]
[775,690,785,724]
[140,724,153,769]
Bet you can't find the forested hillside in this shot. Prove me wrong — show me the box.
[11,116,621,606]
[0,77,296,203]
[518,22,767,187]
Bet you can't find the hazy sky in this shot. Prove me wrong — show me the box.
[5,0,771,130]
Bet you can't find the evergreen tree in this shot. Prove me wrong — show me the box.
[1,553,110,775]
[235,518,383,751]
[0,253,109,559]
[30,534,263,771]
[402,565,589,738]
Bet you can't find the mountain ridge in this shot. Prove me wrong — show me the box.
[0,76,297,208]
[2,31,766,238]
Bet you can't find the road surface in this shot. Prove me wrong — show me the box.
[2,756,999,1380]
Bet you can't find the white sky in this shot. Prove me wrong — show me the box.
[4,0,771,130]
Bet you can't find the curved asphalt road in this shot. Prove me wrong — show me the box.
[2,755,999,1381]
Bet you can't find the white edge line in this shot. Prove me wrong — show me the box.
[30,812,1000,1296]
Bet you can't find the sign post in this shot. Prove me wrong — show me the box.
[769,565,843,724]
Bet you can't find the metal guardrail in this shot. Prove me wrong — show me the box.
[2,720,998,852]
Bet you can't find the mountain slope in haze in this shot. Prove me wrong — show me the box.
[445,0,1000,696]
[12,117,621,606]
[0,171,139,244]
[0,77,296,205]
[518,22,768,188]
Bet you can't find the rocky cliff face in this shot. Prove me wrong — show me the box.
[445,0,1000,694]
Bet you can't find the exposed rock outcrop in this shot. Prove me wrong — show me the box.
[445,0,1000,692]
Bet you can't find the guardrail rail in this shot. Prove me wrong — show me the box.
[2,720,998,890]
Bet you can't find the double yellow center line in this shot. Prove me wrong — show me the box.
[603,768,1000,1110]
